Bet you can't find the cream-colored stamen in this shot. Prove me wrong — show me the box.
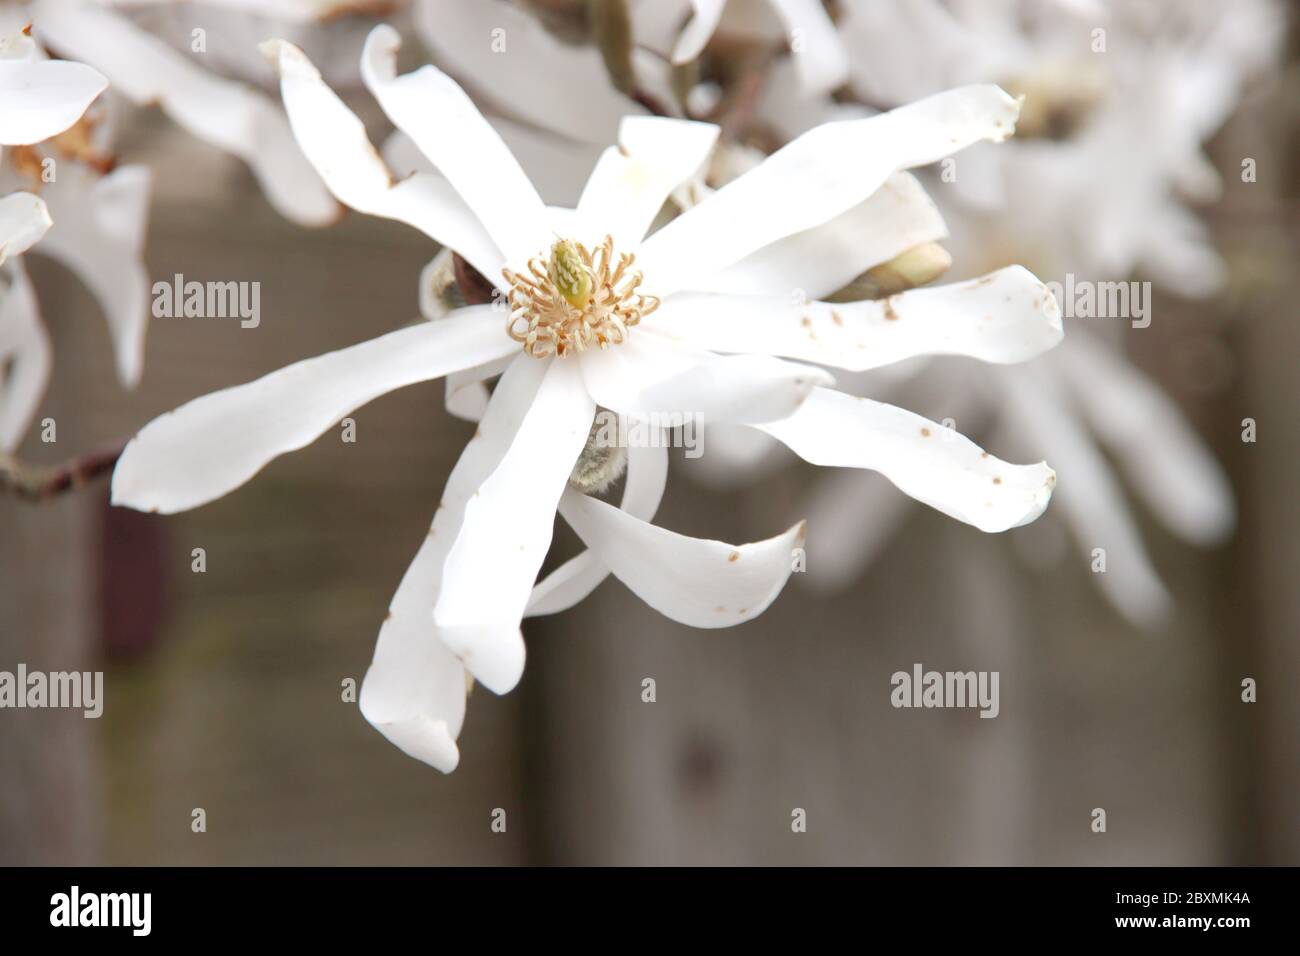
[503,235,659,358]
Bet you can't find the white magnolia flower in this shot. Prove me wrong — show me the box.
[111,26,1062,771]
[726,0,1272,626]
[0,17,152,451]
[29,0,338,225]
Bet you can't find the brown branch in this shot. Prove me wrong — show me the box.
[0,441,125,503]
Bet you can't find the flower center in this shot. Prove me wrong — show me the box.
[502,236,659,358]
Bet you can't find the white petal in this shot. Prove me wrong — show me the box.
[0,259,51,452]
[112,306,515,514]
[768,0,850,95]
[760,387,1057,533]
[652,266,1062,371]
[360,351,556,770]
[672,0,727,65]
[579,331,833,424]
[999,368,1170,627]
[36,163,151,386]
[266,38,503,282]
[0,192,51,264]
[1057,334,1235,545]
[32,0,336,226]
[414,0,646,147]
[0,47,106,145]
[701,172,948,299]
[359,24,551,267]
[576,116,719,250]
[359,533,468,773]
[637,84,1022,296]
[558,488,805,627]
[433,359,595,693]
[526,440,669,617]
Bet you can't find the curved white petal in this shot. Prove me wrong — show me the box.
[526,440,669,617]
[360,351,555,770]
[433,359,595,693]
[0,192,51,264]
[652,265,1062,372]
[637,84,1022,296]
[702,172,948,299]
[579,331,833,424]
[558,487,806,627]
[577,116,719,250]
[266,38,503,282]
[0,49,106,145]
[414,0,647,146]
[768,0,850,96]
[1057,334,1235,545]
[999,368,1170,628]
[36,163,152,387]
[671,0,727,65]
[112,306,515,514]
[32,0,336,226]
[360,24,550,268]
[0,259,51,451]
[359,535,469,773]
[760,386,1057,533]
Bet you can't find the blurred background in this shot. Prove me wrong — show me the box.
[1,0,1297,865]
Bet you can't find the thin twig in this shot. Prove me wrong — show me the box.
[0,441,125,503]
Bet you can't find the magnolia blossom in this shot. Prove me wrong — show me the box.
[30,0,338,225]
[0,18,152,451]
[111,26,1062,771]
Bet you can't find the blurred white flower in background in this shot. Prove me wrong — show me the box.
[694,0,1279,626]
[29,0,340,225]
[0,13,152,451]
[111,26,1063,771]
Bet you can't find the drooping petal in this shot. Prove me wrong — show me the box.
[768,0,850,96]
[637,84,1022,296]
[579,331,833,424]
[576,116,719,250]
[0,259,51,452]
[558,488,806,627]
[760,386,1057,533]
[999,367,1170,628]
[36,163,151,387]
[111,306,515,514]
[701,172,948,299]
[360,351,551,770]
[433,359,595,693]
[0,45,106,145]
[527,440,669,617]
[1056,334,1235,545]
[360,24,551,267]
[32,0,337,226]
[651,266,1062,372]
[0,192,51,264]
[359,536,469,773]
[265,38,504,282]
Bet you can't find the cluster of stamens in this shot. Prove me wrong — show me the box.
[502,236,659,358]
